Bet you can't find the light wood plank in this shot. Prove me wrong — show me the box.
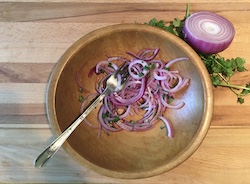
[0,124,49,128]
[0,0,248,3]
[0,104,45,115]
[0,83,47,104]
[212,105,250,126]
[0,0,248,2]
[0,63,54,83]
[0,43,69,63]
[0,3,250,22]
[0,115,48,125]
[0,128,250,183]
[0,22,112,43]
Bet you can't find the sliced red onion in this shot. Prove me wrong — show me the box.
[183,11,235,54]
[128,59,149,79]
[98,106,122,132]
[96,74,111,93]
[88,66,96,78]
[83,118,98,129]
[160,74,184,93]
[164,57,189,68]
[78,48,190,138]
[126,48,160,61]
[95,60,118,73]
[159,93,185,109]
[158,116,174,138]
[111,78,146,105]
[116,121,134,131]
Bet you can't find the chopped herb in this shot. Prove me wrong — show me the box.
[102,112,109,119]
[143,65,150,70]
[149,63,156,70]
[100,69,105,73]
[102,113,106,119]
[138,72,144,77]
[112,116,120,123]
[78,96,84,102]
[108,62,112,68]
[164,67,170,71]
[78,88,83,93]
[160,125,166,129]
[147,72,151,78]
[168,96,174,104]
[162,94,167,100]
[107,100,111,107]
[130,120,135,124]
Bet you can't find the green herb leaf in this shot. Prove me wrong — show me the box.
[235,57,247,72]
[168,96,174,104]
[108,62,112,68]
[162,94,166,100]
[102,112,109,119]
[241,83,250,95]
[160,126,166,130]
[130,120,135,124]
[78,96,83,102]
[138,72,144,77]
[237,97,244,104]
[164,66,170,71]
[173,18,181,27]
[143,65,150,70]
[78,88,83,93]
[112,116,120,123]
[100,69,105,73]
[149,63,156,70]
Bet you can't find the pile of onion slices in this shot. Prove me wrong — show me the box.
[77,48,190,138]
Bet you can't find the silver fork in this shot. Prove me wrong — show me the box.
[34,62,129,168]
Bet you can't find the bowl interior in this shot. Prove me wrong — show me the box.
[47,24,213,179]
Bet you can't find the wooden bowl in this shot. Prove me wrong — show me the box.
[47,24,213,179]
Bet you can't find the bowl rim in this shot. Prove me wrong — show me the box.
[46,23,214,179]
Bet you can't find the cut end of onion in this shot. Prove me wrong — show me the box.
[183,11,235,54]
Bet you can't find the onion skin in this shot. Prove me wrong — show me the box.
[183,11,235,54]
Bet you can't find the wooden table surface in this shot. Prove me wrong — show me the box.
[1,0,250,183]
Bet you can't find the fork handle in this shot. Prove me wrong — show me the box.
[34,89,109,168]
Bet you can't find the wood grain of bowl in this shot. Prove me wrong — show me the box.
[46,24,213,179]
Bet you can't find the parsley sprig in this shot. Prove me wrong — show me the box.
[147,3,190,39]
[201,54,250,103]
[145,3,250,103]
